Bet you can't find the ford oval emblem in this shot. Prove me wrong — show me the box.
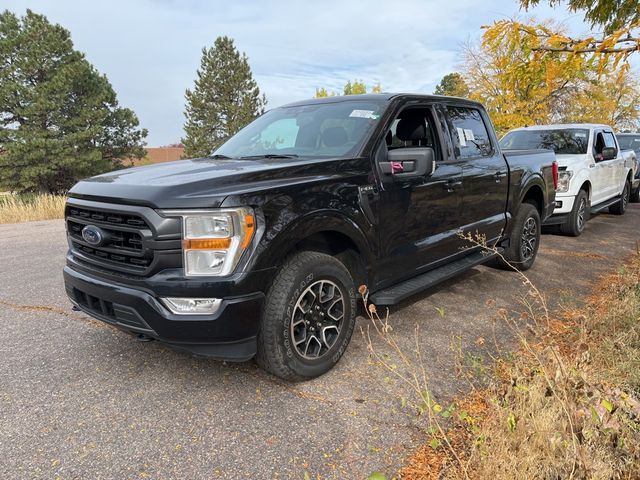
[81,225,104,246]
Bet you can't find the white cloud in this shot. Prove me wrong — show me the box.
[3,0,634,145]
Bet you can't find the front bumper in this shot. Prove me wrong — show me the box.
[63,265,265,361]
[542,193,576,226]
[549,193,576,215]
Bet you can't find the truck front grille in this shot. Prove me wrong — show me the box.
[66,205,155,275]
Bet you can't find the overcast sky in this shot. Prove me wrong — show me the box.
[4,0,624,145]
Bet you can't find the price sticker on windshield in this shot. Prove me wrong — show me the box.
[349,110,377,119]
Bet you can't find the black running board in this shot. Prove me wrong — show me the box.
[590,196,620,214]
[370,250,497,306]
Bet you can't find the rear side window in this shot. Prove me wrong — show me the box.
[447,107,492,158]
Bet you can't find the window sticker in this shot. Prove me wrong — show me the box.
[464,129,475,142]
[575,132,587,137]
[457,127,467,147]
[349,109,377,119]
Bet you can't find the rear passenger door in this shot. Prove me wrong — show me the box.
[445,106,509,244]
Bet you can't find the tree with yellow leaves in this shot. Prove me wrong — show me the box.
[462,19,640,135]
[517,0,639,60]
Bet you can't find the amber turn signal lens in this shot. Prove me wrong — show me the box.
[182,238,231,250]
[241,214,255,249]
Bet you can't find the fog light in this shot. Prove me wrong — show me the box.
[161,297,222,315]
[555,201,563,208]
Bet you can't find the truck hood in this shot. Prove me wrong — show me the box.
[68,156,360,209]
[554,154,590,171]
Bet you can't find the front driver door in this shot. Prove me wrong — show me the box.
[373,104,465,288]
[591,130,612,204]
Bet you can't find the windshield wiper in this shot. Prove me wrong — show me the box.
[208,154,236,159]
[240,154,299,159]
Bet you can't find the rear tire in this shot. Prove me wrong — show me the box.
[560,189,589,237]
[609,180,630,215]
[256,251,357,381]
[631,186,640,203]
[498,202,540,272]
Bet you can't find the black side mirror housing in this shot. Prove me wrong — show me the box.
[380,147,436,179]
[601,146,617,160]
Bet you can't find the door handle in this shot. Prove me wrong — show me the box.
[444,179,462,192]
[494,171,508,182]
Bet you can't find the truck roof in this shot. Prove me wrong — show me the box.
[509,123,612,132]
[281,93,484,109]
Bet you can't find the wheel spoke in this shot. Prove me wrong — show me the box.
[321,325,339,349]
[327,297,344,322]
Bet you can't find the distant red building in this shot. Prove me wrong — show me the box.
[125,146,185,166]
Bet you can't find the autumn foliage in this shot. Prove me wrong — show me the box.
[461,19,640,135]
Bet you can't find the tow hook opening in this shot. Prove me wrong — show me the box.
[136,334,154,342]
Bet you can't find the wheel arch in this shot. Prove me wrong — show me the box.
[255,212,373,286]
[521,184,545,215]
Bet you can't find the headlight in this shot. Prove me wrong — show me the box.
[557,171,573,193]
[167,208,255,277]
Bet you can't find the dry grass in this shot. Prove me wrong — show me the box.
[0,193,66,224]
[361,234,640,479]
[392,254,640,479]
[458,257,640,479]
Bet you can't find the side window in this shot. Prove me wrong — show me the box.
[258,118,299,150]
[603,132,616,149]
[384,108,438,155]
[593,131,605,155]
[447,107,492,159]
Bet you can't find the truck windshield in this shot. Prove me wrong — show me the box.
[500,129,590,155]
[212,100,386,159]
[618,135,640,155]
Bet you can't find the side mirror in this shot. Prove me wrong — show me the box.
[380,147,435,179]
[601,146,617,161]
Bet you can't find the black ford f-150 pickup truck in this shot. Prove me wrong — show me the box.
[64,94,557,380]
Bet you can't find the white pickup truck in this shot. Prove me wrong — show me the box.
[500,124,636,236]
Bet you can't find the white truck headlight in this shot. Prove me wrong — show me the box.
[163,208,255,277]
[557,171,573,193]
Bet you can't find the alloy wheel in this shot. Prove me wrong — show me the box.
[520,216,538,261]
[577,198,587,231]
[290,280,345,360]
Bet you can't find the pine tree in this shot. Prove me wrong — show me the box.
[182,36,266,158]
[0,9,147,193]
[434,73,469,97]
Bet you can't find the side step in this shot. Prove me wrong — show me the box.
[370,250,497,306]
[590,196,619,214]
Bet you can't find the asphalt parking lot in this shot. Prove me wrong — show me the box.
[1,205,639,479]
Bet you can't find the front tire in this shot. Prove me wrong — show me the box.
[609,180,630,215]
[256,251,357,381]
[560,189,589,237]
[498,202,541,271]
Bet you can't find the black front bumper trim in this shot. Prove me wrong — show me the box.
[63,266,264,361]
